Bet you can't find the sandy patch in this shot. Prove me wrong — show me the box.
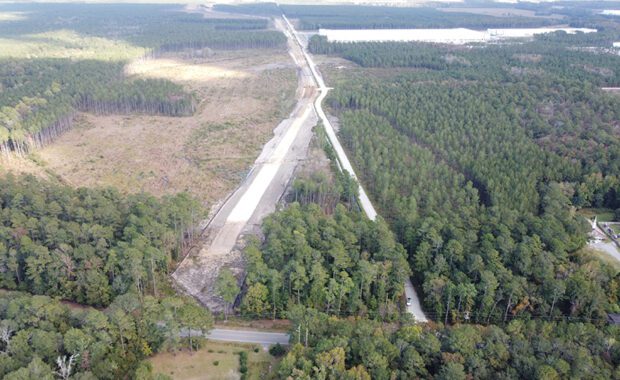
[125,58,249,82]
[0,12,27,22]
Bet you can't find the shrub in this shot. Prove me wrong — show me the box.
[239,351,248,374]
[269,343,286,357]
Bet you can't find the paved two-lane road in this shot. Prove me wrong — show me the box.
[181,328,290,346]
[207,329,289,346]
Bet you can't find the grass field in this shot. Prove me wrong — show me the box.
[149,341,277,380]
[580,247,620,271]
[577,207,616,222]
[0,29,145,60]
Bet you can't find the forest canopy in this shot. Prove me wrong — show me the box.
[307,11,620,328]
[280,309,620,379]
[216,3,558,29]
[0,174,203,307]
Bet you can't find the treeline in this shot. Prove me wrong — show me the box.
[154,30,285,54]
[310,33,620,84]
[0,3,284,51]
[280,5,555,30]
[0,291,212,380]
[75,78,196,116]
[309,35,450,70]
[280,308,620,379]
[321,35,620,208]
[0,175,203,307]
[216,3,555,30]
[337,109,620,323]
[241,203,409,320]
[0,60,195,156]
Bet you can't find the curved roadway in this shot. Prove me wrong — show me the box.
[280,15,427,323]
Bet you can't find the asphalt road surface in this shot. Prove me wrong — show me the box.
[181,328,290,346]
[282,14,428,323]
[207,329,290,346]
[590,224,620,263]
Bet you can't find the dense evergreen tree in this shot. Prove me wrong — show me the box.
[305,25,620,325]
[242,202,409,320]
[0,175,203,307]
[218,3,556,30]
[0,291,212,379]
[280,311,620,379]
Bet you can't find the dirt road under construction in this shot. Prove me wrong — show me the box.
[172,17,318,311]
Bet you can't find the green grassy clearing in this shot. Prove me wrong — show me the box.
[149,340,277,380]
[577,207,616,222]
[580,247,620,272]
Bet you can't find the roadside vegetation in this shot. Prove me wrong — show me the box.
[241,202,409,321]
[0,175,213,378]
[0,290,212,379]
[0,174,202,306]
[280,314,619,379]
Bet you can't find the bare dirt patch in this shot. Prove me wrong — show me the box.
[124,57,249,82]
[35,49,297,206]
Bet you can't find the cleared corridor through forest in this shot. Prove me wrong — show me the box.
[172,15,318,311]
